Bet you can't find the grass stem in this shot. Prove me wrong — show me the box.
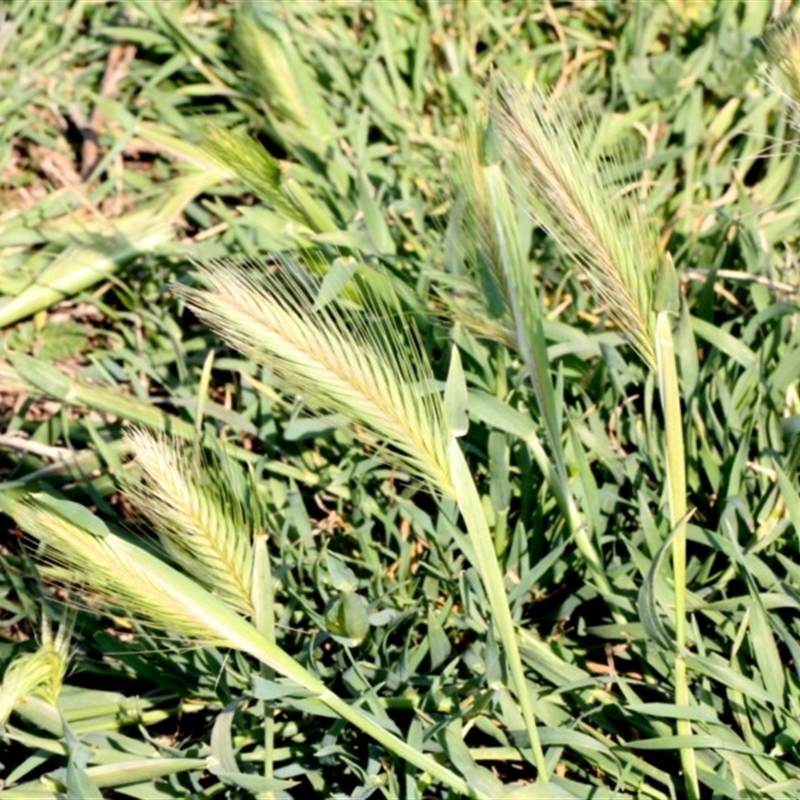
[449,440,549,779]
[655,311,699,800]
[252,534,276,793]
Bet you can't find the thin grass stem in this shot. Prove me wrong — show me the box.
[449,439,549,778]
[252,534,276,793]
[655,311,698,799]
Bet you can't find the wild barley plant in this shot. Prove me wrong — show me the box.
[484,83,697,798]
[179,261,552,780]
[7,83,698,796]
[10,434,477,797]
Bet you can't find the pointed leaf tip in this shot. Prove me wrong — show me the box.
[445,346,469,438]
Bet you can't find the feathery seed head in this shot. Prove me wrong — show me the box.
[0,621,69,726]
[14,499,241,648]
[124,431,256,616]
[492,82,660,369]
[178,260,455,496]
[453,121,515,318]
[766,14,800,122]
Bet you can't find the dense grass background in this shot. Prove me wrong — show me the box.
[2,1,800,797]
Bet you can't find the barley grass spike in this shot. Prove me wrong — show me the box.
[493,82,659,368]
[180,260,454,496]
[125,431,255,616]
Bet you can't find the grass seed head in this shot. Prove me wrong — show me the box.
[0,635,68,725]
[13,499,242,649]
[179,261,455,496]
[492,82,660,369]
[766,14,800,124]
[124,431,256,616]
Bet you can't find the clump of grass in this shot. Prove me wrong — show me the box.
[6,4,800,797]
[181,257,551,778]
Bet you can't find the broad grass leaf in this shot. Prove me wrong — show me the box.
[83,758,207,790]
[325,553,357,591]
[467,390,537,442]
[206,766,295,795]
[721,509,786,703]
[0,785,58,799]
[748,599,785,705]
[437,724,505,799]
[747,588,786,707]
[8,353,74,404]
[210,700,240,775]
[488,431,511,513]
[357,173,396,255]
[684,654,775,705]
[539,727,614,755]
[674,303,700,399]
[775,463,800,538]
[625,703,718,722]
[504,782,580,799]
[283,413,347,441]
[625,734,756,753]
[427,607,452,669]
[691,316,756,368]
[208,701,296,793]
[62,718,102,800]
[251,676,318,701]
[312,258,360,311]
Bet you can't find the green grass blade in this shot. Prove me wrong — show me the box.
[655,310,698,799]
[0,173,216,328]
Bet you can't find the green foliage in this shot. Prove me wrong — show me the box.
[2,2,800,799]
